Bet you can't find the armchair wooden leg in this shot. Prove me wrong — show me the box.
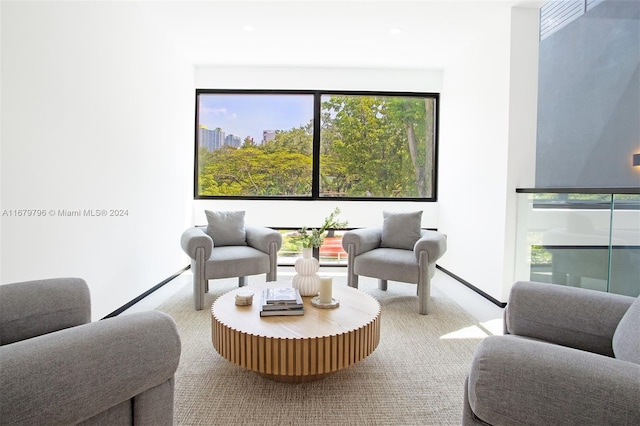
[378,279,388,291]
[238,277,247,287]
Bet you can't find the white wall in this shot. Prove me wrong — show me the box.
[193,66,443,230]
[0,1,540,314]
[193,11,540,304]
[438,7,538,302]
[503,7,539,298]
[1,1,194,319]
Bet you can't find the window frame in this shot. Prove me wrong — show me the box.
[194,88,440,202]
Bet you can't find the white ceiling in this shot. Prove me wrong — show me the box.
[136,0,541,70]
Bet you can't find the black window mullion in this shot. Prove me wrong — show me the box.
[312,93,321,198]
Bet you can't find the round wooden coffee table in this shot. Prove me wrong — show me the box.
[211,283,381,383]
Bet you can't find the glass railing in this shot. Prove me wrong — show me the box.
[514,189,640,297]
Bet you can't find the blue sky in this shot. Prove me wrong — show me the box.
[198,94,314,143]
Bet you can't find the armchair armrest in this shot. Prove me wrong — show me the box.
[468,335,640,425]
[245,225,282,254]
[342,227,382,256]
[506,281,635,356]
[0,311,181,425]
[181,226,213,260]
[414,230,447,263]
[0,278,91,345]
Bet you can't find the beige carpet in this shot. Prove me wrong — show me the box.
[156,275,491,425]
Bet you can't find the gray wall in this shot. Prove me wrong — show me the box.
[536,0,640,188]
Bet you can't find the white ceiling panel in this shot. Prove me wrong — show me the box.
[135,0,541,69]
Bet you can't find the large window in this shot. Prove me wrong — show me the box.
[195,89,439,200]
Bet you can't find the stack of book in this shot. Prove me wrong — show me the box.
[260,287,304,317]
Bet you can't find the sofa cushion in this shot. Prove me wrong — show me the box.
[613,296,640,364]
[354,248,420,284]
[205,210,247,247]
[467,334,640,425]
[203,246,270,278]
[380,210,422,250]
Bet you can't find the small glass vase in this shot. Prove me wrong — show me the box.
[292,247,321,296]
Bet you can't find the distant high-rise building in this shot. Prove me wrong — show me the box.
[225,134,242,148]
[262,130,276,144]
[199,126,225,151]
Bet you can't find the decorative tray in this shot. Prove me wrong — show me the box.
[311,296,340,309]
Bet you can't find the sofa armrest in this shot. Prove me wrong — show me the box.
[181,226,213,260]
[414,230,447,263]
[0,278,91,345]
[342,228,382,256]
[245,225,283,254]
[468,335,640,426]
[506,281,635,356]
[0,311,181,425]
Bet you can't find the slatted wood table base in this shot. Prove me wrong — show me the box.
[211,283,381,383]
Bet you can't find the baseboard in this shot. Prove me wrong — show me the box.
[101,265,191,319]
[436,265,507,308]
[104,264,505,318]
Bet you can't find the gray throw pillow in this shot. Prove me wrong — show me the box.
[205,210,247,247]
[612,297,640,364]
[380,211,423,250]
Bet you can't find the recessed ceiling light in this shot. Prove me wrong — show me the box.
[389,27,402,35]
[242,25,254,32]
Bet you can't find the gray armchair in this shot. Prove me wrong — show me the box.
[341,211,447,315]
[0,278,181,425]
[463,281,640,425]
[181,211,282,310]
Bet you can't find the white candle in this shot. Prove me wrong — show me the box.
[319,276,333,304]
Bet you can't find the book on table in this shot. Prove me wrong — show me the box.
[259,306,304,317]
[262,287,303,308]
[260,287,304,316]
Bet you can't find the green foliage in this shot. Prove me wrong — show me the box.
[530,245,552,265]
[198,145,312,196]
[197,95,435,198]
[264,123,313,156]
[320,95,433,197]
[279,231,302,255]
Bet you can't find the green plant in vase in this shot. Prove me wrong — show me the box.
[295,207,348,249]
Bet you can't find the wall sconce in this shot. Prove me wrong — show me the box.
[634,153,640,167]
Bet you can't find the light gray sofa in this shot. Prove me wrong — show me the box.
[463,280,640,425]
[181,222,282,310]
[0,278,181,425]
